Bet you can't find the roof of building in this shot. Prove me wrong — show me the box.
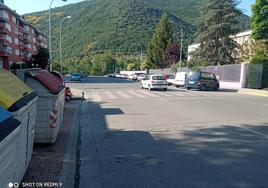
[0,3,47,38]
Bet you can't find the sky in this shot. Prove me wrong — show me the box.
[4,0,256,16]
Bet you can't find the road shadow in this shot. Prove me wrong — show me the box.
[65,76,136,84]
[81,100,268,188]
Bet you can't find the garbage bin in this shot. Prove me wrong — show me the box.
[0,69,38,185]
[24,70,65,143]
[0,106,21,188]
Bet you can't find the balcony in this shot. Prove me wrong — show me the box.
[0,24,9,34]
[0,48,9,57]
[19,26,24,32]
[0,38,9,46]
[0,17,8,22]
[19,44,24,49]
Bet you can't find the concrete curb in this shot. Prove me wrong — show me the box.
[238,88,268,97]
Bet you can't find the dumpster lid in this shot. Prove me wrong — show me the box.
[0,106,11,123]
[27,70,65,94]
[0,116,21,142]
[51,71,65,86]
[0,69,35,111]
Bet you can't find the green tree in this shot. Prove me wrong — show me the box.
[252,0,268,41]
[31,47,49,69]
[147,12,174,69]
[193,0,241,65]
[127,63,135,71]
[78,57,92,74]
[140,59,150,70]
[91,53,116,75]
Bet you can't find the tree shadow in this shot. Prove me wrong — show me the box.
[81,100,268,188]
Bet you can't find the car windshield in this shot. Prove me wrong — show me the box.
[187,72,200,81]
[152,76,164,80]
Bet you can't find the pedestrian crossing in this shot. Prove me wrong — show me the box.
[84,89,229,102]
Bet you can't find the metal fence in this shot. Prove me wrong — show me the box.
[246,64,263,89]
[149,63,264,89]
[150,68,173,75]
[200,64,242,82]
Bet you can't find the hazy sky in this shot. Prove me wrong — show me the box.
[4,0,255,16]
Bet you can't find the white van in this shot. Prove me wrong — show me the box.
[174,72,186,87]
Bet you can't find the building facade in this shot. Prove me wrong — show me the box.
[187,30,253,62]
[0,2,47,70]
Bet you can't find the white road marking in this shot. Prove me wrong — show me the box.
[166,92,184,97]
[238,126,268,139]
[128,90,146,98]
[91,92,102,101]
[115,91,131,99]
[137,90,159,97]
[152,91,173,97]
[104,91,117,99]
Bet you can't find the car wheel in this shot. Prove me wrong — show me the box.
[214,85,219,91]
[187,87,190,90]
[163,88,167,91]
[148,85,152,91]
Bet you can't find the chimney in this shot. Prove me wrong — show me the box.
[0,0,4,4]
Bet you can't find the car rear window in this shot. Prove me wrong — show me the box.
[187,72,200,81]
[152,76,164,80]
[73,74,81,76]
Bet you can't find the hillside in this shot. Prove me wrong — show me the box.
[25,0,251,60]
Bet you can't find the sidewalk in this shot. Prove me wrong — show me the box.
[238,88,268,97]
[21,101,79,188]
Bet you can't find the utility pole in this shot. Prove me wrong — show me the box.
[179,26,183,72]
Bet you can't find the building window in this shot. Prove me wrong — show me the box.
[0,58,3,70]
[25,44,31,49]
[5,23,11,32]
[5,35,12,43]
[15,49,19,56]
[0,10,9,20]
[24,25,30,33]
[14,27,18,35]
[14,38,19,45]
[6,47,13,55]
[12,16,16,24]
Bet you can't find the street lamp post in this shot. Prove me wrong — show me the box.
[49,0,67,72]
[179,26,183,72]
[60,16,72,75]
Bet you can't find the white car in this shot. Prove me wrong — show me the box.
[174,72,186,88]
[166,75,175,86]
[137,74,146,81]
[141,74,168,91]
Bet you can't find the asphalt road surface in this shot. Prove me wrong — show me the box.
[66,76,268,188]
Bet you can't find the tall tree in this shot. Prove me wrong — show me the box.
[193,0,241,65]
[252,0,268,41]
[147,12,174,69]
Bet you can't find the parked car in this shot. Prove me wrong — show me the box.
[174,72,187,88]
[137,74,146,81]
[71,73,82,81]
[141,74,168,91]
[166,75,175,86]
[185,71,219,91]
[128,74,135,80]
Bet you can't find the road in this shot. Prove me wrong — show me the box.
[66,76,268,188]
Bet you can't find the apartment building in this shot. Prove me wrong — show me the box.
[0,1,47,70]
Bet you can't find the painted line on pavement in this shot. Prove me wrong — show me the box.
[238,126,268,139]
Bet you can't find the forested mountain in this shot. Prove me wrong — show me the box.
[25,0,251,59]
